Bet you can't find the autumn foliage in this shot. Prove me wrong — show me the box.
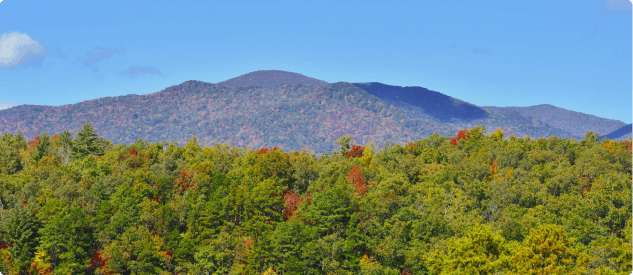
[174,169,195,193]
[28,135,40,150]
[486,158,498,182]
[345,144,365,158]
[450,129,470,146]
[258,146,280,155]
[0,127,630,274]
[346,165,368,195]
[282,189,302,218]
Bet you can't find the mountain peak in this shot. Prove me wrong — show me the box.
[218,70,329,88]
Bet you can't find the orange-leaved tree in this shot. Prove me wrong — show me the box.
[346,165,368,195]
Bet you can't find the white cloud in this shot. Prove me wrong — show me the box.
[0,32,47,69]
[0,102,18,110]
[604,0,631,12]
[120,65,163,77]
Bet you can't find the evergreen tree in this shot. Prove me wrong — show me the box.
[0,132,27,174]
[73,120,100,158]
[34,131,52,162]
[3,204,41,273]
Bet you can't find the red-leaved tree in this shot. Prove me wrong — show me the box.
[345,145,365,158]
[450,129,470,146]
[282,189,302,218]
[258,146,279,155]
[346,165,368,195]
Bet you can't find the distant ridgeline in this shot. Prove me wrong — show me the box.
[0,70,628,154]
[599,123,632,141]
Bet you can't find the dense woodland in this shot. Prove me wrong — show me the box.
[0,121,631,274]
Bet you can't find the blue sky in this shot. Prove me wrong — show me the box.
[0,0,631,123]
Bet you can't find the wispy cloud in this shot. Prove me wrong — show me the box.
[471,47,490,55]
[592,0,631,37]
[0,32,47,69]
[79,47,123,67]
[604,0,632,12]
[120,66,163,78]
[446,45,491,55]
[0,102,18,110]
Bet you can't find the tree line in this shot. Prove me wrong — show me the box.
[0,121,630,274]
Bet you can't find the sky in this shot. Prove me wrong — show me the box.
[0,0,631,123]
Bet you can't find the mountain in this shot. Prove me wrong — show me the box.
[353,83,579,139]
[218,70,329,87]
[484,104,626,138]
[0,70,627,153]
[599,123,632,141]
[0,80,449,154]
[353,82,488,121]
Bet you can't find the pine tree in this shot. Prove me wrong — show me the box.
[34,131,52,161]
[4,204,41,273]
[73,120,99,158]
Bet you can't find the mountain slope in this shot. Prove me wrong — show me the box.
[353,82,580,139]
[485,104,626,137]
[218,70,329,87]
[353,82,488,121]
[599,123,632,141]
[0,81,449,154]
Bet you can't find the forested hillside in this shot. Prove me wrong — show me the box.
[350,83,612,139]
[0,124,630,274]
[0,81,450,154]
[485,105,626,138]
[1,71,627,153]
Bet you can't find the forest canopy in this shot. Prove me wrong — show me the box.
[0,122,631,274]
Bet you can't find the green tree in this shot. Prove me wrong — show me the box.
[426,224,510,274]
[335,135,353,156]
[73,120,110,158]
[2,203,41,273]
[0,132,27,175]
[37,202,95,274]
[34,131,53,162]
[99,226,169,275]
[511,224,588,274]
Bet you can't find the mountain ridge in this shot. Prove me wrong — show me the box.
[484,104,626,137]
[599,123,632,141]
[0,70,628,154]
[0,80,450,154]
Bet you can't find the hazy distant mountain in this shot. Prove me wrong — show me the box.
[353,82,488,121]
[0,80,449,154]
[599,124,632,141]
[218,70,329,87]
[485,104,626,137]
[353,83,579,139]
[0,70,627,153]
